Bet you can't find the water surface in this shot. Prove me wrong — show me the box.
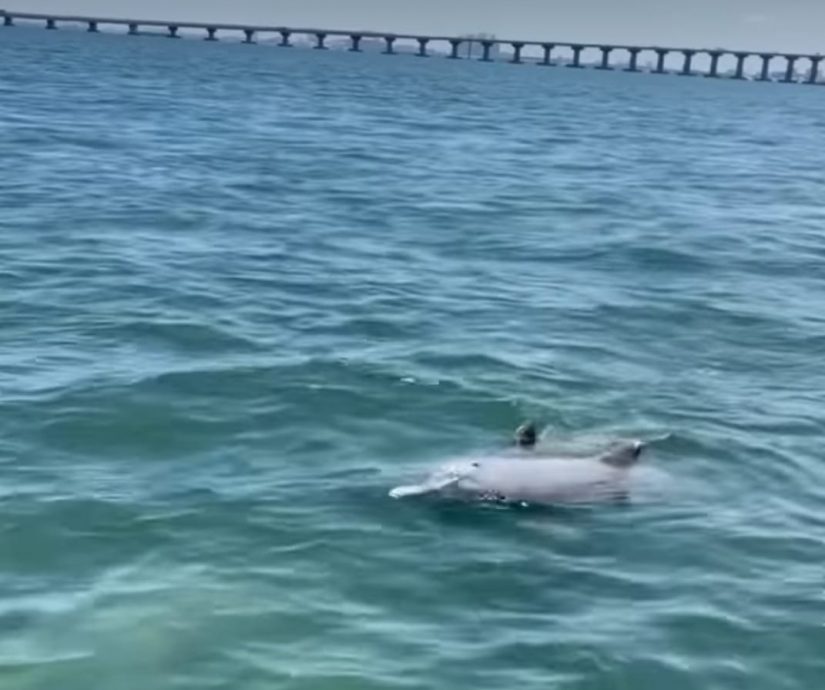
[1,26,824,690]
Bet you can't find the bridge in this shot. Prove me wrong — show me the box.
[2,9,823,85]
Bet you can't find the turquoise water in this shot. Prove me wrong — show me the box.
[2,25,825,690]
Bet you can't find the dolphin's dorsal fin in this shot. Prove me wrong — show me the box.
[514,421,538,448]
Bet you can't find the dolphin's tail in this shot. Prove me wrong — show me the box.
[600,433,672,468]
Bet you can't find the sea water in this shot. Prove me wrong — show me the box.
[1,25,824,690]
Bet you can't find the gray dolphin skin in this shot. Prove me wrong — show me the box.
[390,437,651,505]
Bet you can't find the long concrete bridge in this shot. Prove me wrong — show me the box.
[2,9,823,85]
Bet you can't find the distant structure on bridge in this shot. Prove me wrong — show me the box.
[1,9,822,85]
[460,33,500,60]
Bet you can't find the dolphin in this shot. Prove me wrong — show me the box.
[390,438,653,505]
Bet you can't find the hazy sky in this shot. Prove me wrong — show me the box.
[12,1,825,53]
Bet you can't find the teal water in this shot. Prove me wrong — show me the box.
[1,25,825,690]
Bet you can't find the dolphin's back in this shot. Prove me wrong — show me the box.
[457,457,627,504]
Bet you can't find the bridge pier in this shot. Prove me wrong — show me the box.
[758,54,774,81]
[383,36,396,54]
[539,43,554,66]
[782,55,798,83]
[808,56,822,84]
[205,27,217,41]
[567,44,584,68]
[596,46,613,70]
[46,18,57,29]
[243,29,255,44]
[314,33,327,49]
[279,30,292,47]
[3,15,13,26]
[349,35,362,51]
[732,52,748,79]
[624,47,641,72]
[654,49,668,73]
[705,51,722,77]
[480,40,494,61]
[167,25,179,38]
[87,20,98,33]
[448,39,462,59]
[510,42,524,64]
[680,50,695,76]
[417,38,429,57]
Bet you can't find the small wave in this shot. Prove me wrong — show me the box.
[89,318,264,354]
